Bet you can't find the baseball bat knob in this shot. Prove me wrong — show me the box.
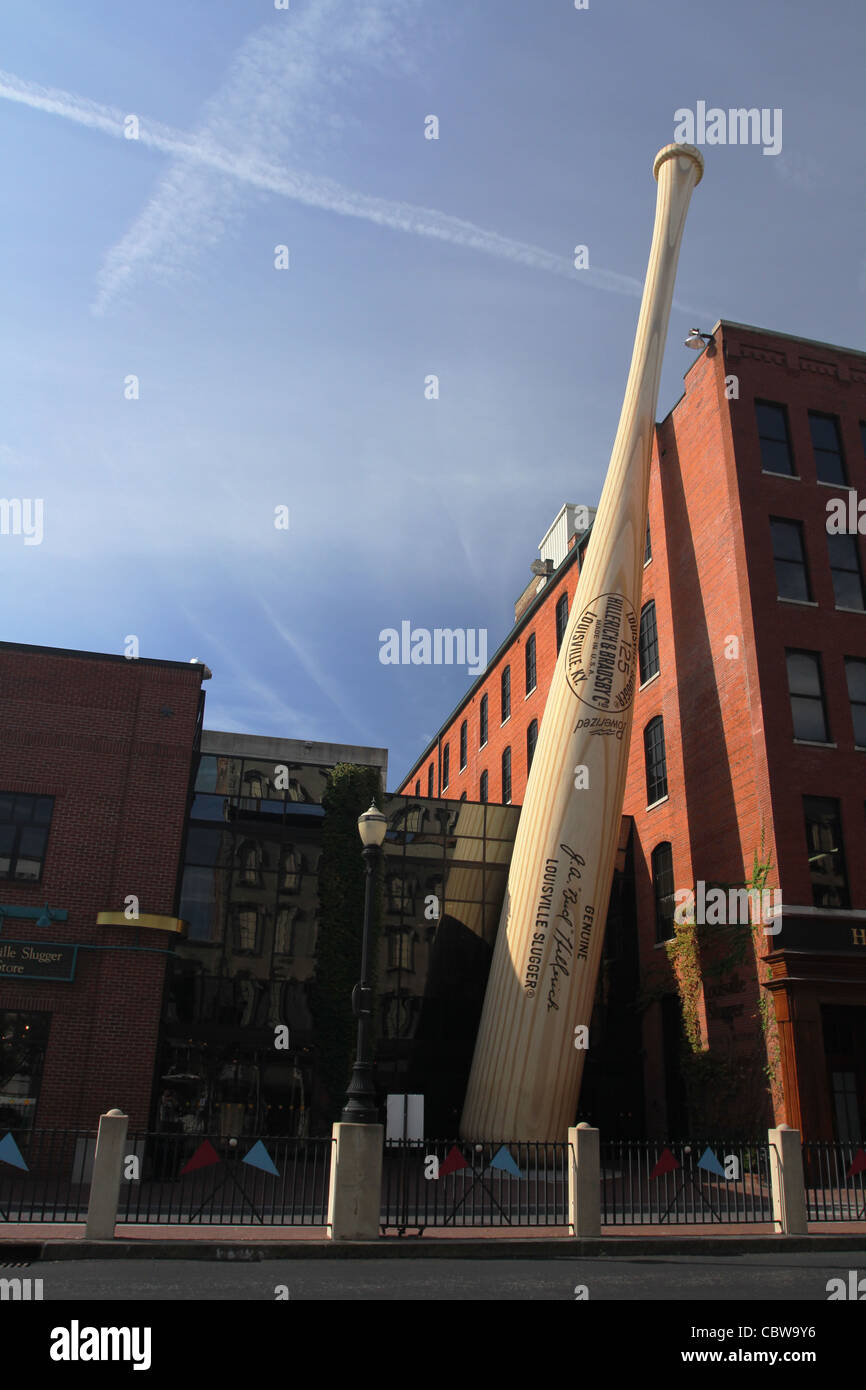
[653,142,704,184]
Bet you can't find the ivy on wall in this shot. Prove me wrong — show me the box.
[308,763,384,1130]
[642,830,782,1134]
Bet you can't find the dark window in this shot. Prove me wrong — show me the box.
[771,518,811,602]
[525,634,537,694]
[803,796,849,908]
[527,719,538,773]
[0,1010,51,1133]
[845,658,866,746]
[0,794,54,882]
[756,400,795,475]
[232,903,261,954]
[427,764,434,798]
[480,693,488,747]
[387,930,415,972]
[786,650,830,742]
[501,666,511,722]
[639,601,659,684]
[828,533,866,610]
[480,771,488,803]
[644,519,652,565]
[459,720,467,770]
[442,744,450,790]
[809,412,846,485]
[502,747,512,804]
[555,593,569,652]
[644,717,668,805]
[414,779,420,797]
[652,842,676,943]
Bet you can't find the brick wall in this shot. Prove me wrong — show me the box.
[0,646,204,1129]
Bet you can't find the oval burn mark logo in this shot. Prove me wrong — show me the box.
[565,594,638,711]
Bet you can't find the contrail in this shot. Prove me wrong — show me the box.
[0,67,707,315]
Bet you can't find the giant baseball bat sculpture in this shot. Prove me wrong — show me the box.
[460,144,704,1142]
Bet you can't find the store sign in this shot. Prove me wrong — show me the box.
[0,940,77,981]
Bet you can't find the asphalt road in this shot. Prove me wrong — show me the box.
[19,1251,866,1300]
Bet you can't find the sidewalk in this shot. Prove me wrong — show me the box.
[2,1222,865,1258]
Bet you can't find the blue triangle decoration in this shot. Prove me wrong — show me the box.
[489,1145,522,1179]
[697,1146,726,1178]
[242,1140,280,1177]
[0,1132,28,1171]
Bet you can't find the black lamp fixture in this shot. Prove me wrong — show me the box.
[341,802,387,1124]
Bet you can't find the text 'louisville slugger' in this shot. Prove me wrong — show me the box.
[460,143,704,1141]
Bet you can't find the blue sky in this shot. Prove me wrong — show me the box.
[1,0,864,786]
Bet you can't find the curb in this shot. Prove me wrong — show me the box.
[4,1234,866,1261]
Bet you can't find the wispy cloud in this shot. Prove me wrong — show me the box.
[0,9,707,318]
[256,594,376,743]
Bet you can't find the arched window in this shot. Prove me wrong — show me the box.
[480,770,488,803]
[639,601,659,684]
[238,840,262,885]
[480,693,489,747]
[502,747,512,804]
[501,666,511,722]
[525,634,537,694]
[644,716,668,805]
[459,720,468,770]
[644,519,652,565]
[652,843,676,942]
[442,743,450,790]
[527,719,538,773]
[415,779,420,797]
[427,763,434,798]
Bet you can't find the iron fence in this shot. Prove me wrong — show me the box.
[0,1128,97,1223]
[600,1140,774,1225]
[803,1142,866,1222]
[114,1133,332,1225]
[381,1138,569,1233]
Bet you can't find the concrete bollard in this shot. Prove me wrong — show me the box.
[85,1108,129,1240]
[568,1123,601,1237]
[768,1124,808,1235]
[327,1122,384,1241]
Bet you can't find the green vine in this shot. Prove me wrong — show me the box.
[646,828,780,1133]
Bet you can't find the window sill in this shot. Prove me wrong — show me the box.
[817,478,853,489]
[762,469,800,480]
[653,939,674,949]
[524,688,536,700]
[645,795,669,812]
[639,671,660,693]
[500,715,511,728]
[644,558,652,569]
[777,597,818,607]
[835,606,866,614]
[793,739,837,749]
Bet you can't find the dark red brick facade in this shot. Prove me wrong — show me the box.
[399,321,866,1139]
[0,644,205,1129]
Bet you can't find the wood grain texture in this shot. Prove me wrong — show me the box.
[459,144,704,1142]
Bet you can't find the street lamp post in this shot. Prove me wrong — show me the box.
[341,801,387,1124]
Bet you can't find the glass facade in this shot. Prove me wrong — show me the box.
[159,746,639,1139]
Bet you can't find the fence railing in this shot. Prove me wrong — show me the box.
[114,1133,333,1225]
[600,1140,775,1225]
[0,1129,97,1223]
[803,1142,866,1222]
[381,1139,569,1232]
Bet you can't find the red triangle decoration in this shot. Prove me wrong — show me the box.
[179,1139,222,1176]
[846,1148,866,1179]
[438,1145,470,1177]
[649,1147,680,1179]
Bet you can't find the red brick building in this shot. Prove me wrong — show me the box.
[398,320,866,1141]
[0,644,207,1130]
